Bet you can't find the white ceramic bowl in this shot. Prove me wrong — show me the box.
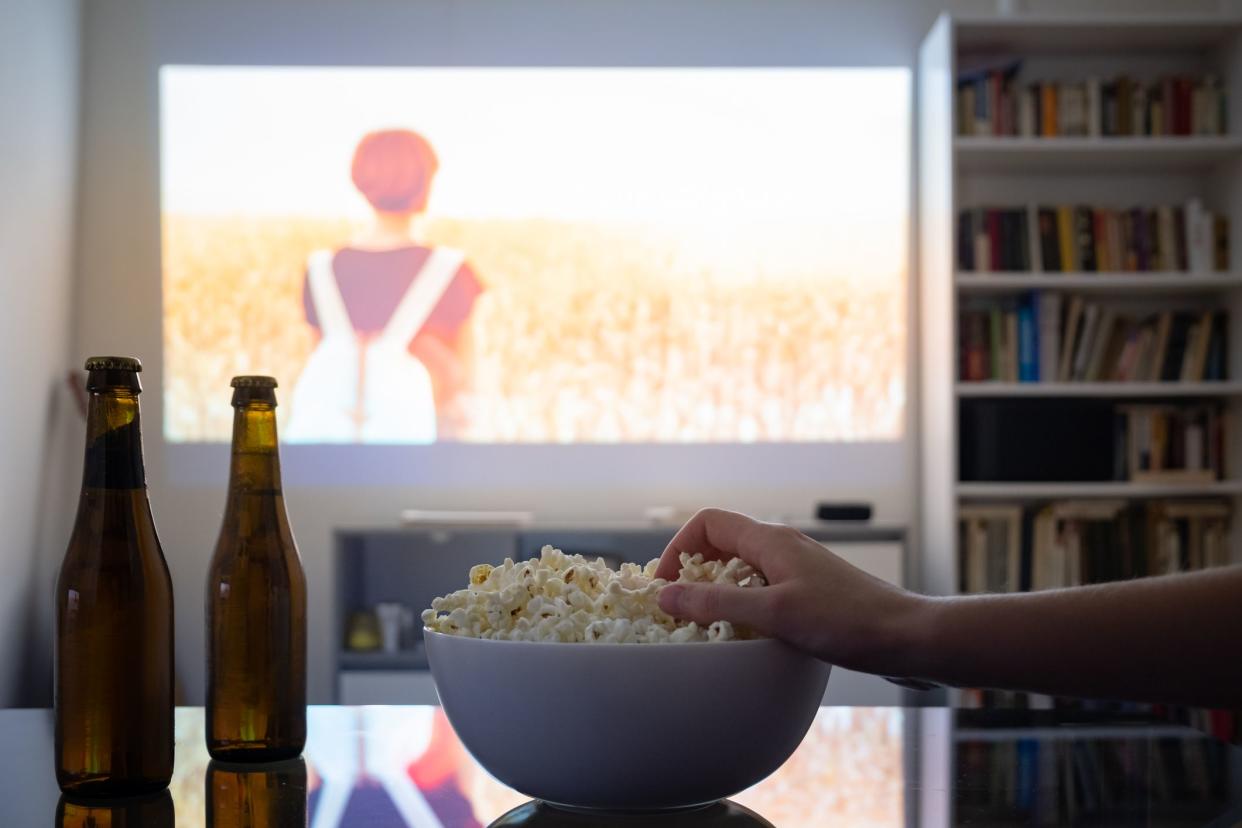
[424,630,831,811]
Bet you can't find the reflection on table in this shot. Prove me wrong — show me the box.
[164,706,902,827]
[33,705,1242,827]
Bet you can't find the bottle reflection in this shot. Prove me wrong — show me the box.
[56,789,174,828]
[488,799,774,828]
[206,757,308,828]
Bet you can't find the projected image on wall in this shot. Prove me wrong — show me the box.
[160,67,908,444]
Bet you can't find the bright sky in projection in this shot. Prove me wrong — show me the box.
[161,67,909,280]
[160,67,909,444]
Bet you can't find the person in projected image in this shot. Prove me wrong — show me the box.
[286,128,483,443]
[656,509,1242,709]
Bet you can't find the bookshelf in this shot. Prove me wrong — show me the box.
[955,135,1242,172]
[919,12,1242,601]
[919,17,1242,818]
[956,381,1242,397]
[956,272,1242,292]
[956,479,1242,500]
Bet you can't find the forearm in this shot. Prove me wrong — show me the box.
[902,566,1242,707]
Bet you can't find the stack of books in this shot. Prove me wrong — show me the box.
[960,295,1228,384]
[957,201,1229,273]
[958,499,1231,595]
[957,64,1228,137]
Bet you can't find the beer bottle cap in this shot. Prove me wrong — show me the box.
[230,375,278,389]
[84,356,142,372]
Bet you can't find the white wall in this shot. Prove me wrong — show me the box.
[0,0,81,707]
[72,0,962,706]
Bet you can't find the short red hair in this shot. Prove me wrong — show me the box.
[351,129,439,213]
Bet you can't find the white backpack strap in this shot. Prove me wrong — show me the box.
[378,247,466,347]
[307,250,353,338]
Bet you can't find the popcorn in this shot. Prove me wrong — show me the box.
[422,545,767,643]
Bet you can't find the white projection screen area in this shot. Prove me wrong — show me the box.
[160,67,908,445]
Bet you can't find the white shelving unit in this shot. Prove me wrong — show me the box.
[956,272,1242,292]
[955,135,1242,172]
[918,12,1242,599]
[956,381,1242,397]
[956,479,1242,500]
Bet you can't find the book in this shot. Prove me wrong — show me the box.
[990,307,1004,379]
[988,210,1003,271]
[1203,311,1227,381]
[1147,312,1173,382]
[1128,323,1156,382]
[958,209,975,271]
[1018,86,1036,137]
[1214,215,1230,270]
[1096,316,1129,382]
[1160,313,1194,381]
[1084,308,1115,381]
[1037,292,1061,383]
[1025,204,1042,273]
[1038,207,1060,272]
[1074,206,1096,271]
[1005,311,1019,381]
[1058,296,1085,381]
[1018,298,1037,382]
[964,312,987,381]
[1093,209,1110,271]
[1056,206,1076,271]
[1072,304,1101,381]
[1156,206,1176,271]
[1041,83,1058,136]
[1186,310,1214,381]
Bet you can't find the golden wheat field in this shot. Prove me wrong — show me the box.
[163,214,905,443]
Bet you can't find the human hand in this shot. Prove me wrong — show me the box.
[655,509,930,677]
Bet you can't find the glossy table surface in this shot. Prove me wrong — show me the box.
[7,705,1239,827]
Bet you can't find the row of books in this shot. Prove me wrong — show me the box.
[958,499,1231,595]
[957,201,1229,273]
[1118,405,1226,484]
[960,295,1229,384]
[955,736,1230,824]
[957,65,1228,138]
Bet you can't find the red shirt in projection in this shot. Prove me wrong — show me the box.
[302,246,483,346]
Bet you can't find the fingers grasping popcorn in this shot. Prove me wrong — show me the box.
[422,545,766,643]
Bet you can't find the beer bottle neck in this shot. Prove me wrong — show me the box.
[226,402,284,496]
[82,388,146,490]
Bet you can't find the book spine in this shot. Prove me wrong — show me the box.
[1018,298,1038,382]
[989,307,1004,380]
[1214,215,1230,271]
[988,210,1003,272]
[1041,84,1058,137]
[1093,209,1109,272]
[1057,206,1076,271]
[1038,292,1061,384]
[1026,204,1042,272]
[1075,205,1097,272]
[1086,76,1101,138]
[958,210,975,272]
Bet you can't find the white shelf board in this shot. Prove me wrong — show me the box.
[956,272,1242,293]
[957,382,1242,398]
[954,15,1242,55]
[957,480,1242,500]
[954,725,1196,742]
[955,137,1242,173]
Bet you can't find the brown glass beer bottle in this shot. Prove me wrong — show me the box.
[57,790,174,828]
[206,757,308,827]
[55,356,174,796]
[206,376,307,761]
